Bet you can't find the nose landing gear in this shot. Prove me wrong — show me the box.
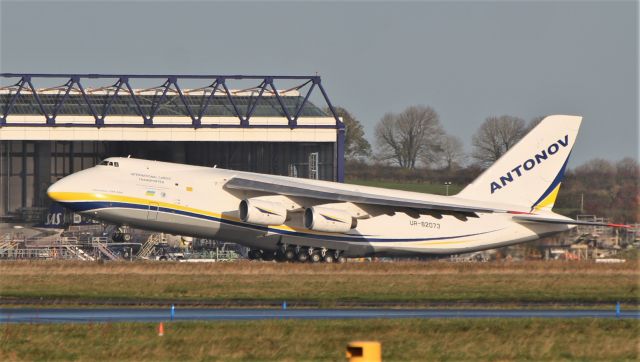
[111,226,132,242]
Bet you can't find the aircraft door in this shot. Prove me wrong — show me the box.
[147,202,159,220]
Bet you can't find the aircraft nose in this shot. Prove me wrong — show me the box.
[47,174,79,202]
[47,177,71,202]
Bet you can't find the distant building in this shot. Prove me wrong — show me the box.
[0,74,345,222]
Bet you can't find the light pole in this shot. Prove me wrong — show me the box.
[444,181,452,196]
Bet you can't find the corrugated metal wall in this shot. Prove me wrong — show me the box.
[0,140,335,221]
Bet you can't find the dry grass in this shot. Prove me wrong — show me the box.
[1,261,638,306]
[1,319,638,361]
[1,259,637,276]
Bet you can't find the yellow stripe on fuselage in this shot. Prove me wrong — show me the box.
[49,191,220,219]
[48,191,342,237]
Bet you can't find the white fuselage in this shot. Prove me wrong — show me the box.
[47,158,573,257]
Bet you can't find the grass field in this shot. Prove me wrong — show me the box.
[1,261,638,307]
[346,179,463,195]
[1,319,638,361]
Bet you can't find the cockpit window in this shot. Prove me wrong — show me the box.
[99,160,119,167]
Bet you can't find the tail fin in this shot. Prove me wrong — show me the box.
[457,115,582,211]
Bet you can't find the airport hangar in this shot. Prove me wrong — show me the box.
[0,73,345,224]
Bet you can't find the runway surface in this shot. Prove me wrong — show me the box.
[2,308,638,323]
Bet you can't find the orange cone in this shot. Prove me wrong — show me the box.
[158,322,164,336]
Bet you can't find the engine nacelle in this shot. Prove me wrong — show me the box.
[304,206,356,233]
[239,198,287,226]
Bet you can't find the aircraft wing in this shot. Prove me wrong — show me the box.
[224,176,514,215]
[513,215,631,228]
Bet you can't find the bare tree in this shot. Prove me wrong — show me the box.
[328,106,371,160]
[375,106,444,169]
[437,135,466,170]
[472,115,526,167]
[527,115,545,132]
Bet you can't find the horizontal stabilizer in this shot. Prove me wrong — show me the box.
[513,215,631,228]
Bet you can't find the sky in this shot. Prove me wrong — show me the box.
[1,0,638,167]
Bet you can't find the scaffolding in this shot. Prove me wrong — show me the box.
[137,233,163,259]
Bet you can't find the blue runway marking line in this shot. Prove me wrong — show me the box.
[1,308,639,323]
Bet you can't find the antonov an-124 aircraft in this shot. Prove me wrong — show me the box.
[47,115,628,262]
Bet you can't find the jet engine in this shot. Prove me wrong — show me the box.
[304,206,356,233]
[239,198,287,226]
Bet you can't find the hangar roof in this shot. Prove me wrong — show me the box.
[0,74,346,181]
[0,74,343,148]
[0,93,327,117]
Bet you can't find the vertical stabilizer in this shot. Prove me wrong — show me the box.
[457,115,582,210]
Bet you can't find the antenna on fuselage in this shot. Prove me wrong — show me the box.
[127,155,131,158]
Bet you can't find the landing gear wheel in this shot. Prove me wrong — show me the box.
[262,251,275,261]
[297,249,309,262]
[336,255,347,263]
[310,251,322,263]
[283,247,296,261]
[248,249,262,260]
[275,250,287,262]
[323,253,335,263]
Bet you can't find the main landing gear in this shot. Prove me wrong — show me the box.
[112,227,132,242]
[248,249,263,260]
[249,246,347,263]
